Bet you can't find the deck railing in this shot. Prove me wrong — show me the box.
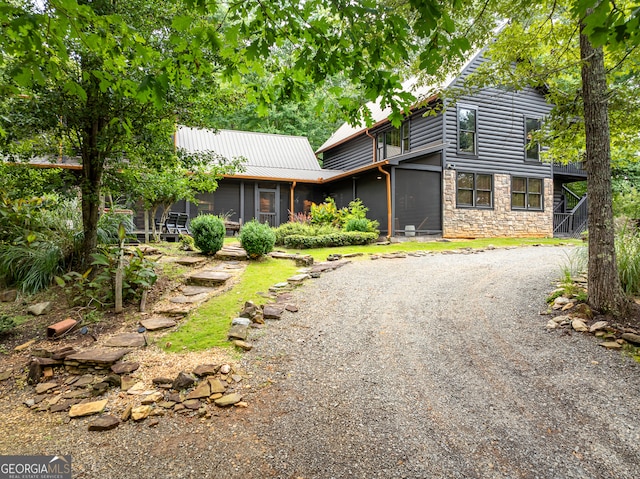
[553,194,588,238]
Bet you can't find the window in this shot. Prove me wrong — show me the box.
[376,122,409,160]
[525,117,541,161]
[512,177,543,210]
[457,172,493,208]
[458,106,477,154]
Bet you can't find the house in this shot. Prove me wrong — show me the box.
[165,50,587,239]
[316,50,587,239]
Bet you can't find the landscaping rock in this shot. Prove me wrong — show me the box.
[183,399,202,410]
[228,324,249,341]
[104,333,146,348]
[621,332,640,345]
[111,362,140,374]
[69,399,108,418]
[187,270,232,287]
[186,381,211,400]
[141,391,164,404]
[193,364,219,377]
[152,377,174,386]
[215,247,248,261]
[181,285,215,296]
[287,274,310,284]
[233,340,253,351]
[66,348,130,367]
[232,317,251,326]
[27,361,42,385]
[15,340,37,352]
[219,364,231,375]
[214,393,242,407]
[170,293,209,304]
[571,319,589,332]
[572,303,593,319]
[0,289,18,302]
[27,301,52,316]
[88,415,120,431]
[172,372,195,390]
[0,370,12,381]
[35,382,57,394]
[174,257,206,266]
[600,341,623,349]
[285,304,299,313]
[140,317,177,331]
[131,405,152,421]
[263,304,285,320]
[208,378,226,394]
[589,321,609,333]
[120,376,138,391]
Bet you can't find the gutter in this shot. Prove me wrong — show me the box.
[377,165,392,239]
[365,128,376,163]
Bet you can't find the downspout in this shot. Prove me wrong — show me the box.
[377,165,392,239]
[365,129,376,163]
[290,181,296,221]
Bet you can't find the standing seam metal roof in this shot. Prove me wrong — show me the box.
[177,126,323,172]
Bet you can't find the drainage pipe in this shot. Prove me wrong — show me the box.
[377,165,392,238]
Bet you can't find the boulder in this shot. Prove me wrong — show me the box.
[214,393,242,407]
[27,301,52,316]
[193,364,219,377]
[571,319,589,332]
[131,405,152,421]
[589,321,609,333]
[621,332,640,345]
[228,324,249,341]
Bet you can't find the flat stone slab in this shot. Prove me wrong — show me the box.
[174,257,206,266]
[214,393,242,407]
[263,304,285,320]
[66,348,129,365]
[215,248,248,261]
[287,274,310,284]
[111,362,140,374]
[140,317,177,331]
[88,415,120,431]
[181,286,215,296]
[621,332,640,344]
[69,399,108,418]
[169,293,209,304]
[188,270,232,287]
[104,333,146,348]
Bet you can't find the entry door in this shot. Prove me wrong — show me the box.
[256,188,278,226]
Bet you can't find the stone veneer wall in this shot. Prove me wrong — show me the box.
[442,171,553,238]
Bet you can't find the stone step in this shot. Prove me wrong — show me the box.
[215,247,248,261]
[140,317,177,331]
[187,270,233,287]
[174,257,206,266]
[103,333,146,348]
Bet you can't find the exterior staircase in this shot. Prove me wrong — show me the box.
[553,186,588,238]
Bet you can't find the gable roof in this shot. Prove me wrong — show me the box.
[176,126,344,181]
[316,26,507,154]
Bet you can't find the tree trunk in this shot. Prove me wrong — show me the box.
[580,27,628,317]
[80,155,102,269]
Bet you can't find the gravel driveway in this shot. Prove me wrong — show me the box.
[2,246,639,478]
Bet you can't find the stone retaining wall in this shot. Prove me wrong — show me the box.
[442,171,553,238]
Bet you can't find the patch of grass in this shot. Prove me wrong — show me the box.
[163,257,299,352]
[159,262,189,281]
[280,237,580,261]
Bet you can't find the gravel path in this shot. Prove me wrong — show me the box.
[2,246,639,478]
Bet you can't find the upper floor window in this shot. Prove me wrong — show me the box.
[376,122,409,160]
[525,117,541,161]
[458,106,477,155]
[512,176,543,210]
[457,172,492,208]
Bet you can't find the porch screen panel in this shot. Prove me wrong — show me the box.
[326,179,353,209]
[211,183,241,221]
[394,169,441,232]
[243,183,255,223]
[279,186,290,226]
[355,173,388,234]
[293,184,315,218]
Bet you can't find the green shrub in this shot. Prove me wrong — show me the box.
[97,209,135,244]
[310,197,340,226]
[179,234,196,251]
[0,314,16,335]
[274,222,313,245]
[190,215,225,254]
[344,217,379,233]
[239,220,276,258]
[284,231,378,249]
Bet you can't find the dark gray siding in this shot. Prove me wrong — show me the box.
[410,109,443,150]
[322,134,373,170]
[444,54,553,178]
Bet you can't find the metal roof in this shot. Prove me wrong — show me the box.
[177,127,324,175]
[229,165,345,182]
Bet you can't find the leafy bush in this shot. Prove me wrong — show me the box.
[97,209,135,244]
[310,197,340,226]
[344,217,379,233]
[239,220,276,258]
[284,231,378,249]
[179,233,196,251]
[0,314,16,335]
[0,241,65,293]
[190,215,225,254]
